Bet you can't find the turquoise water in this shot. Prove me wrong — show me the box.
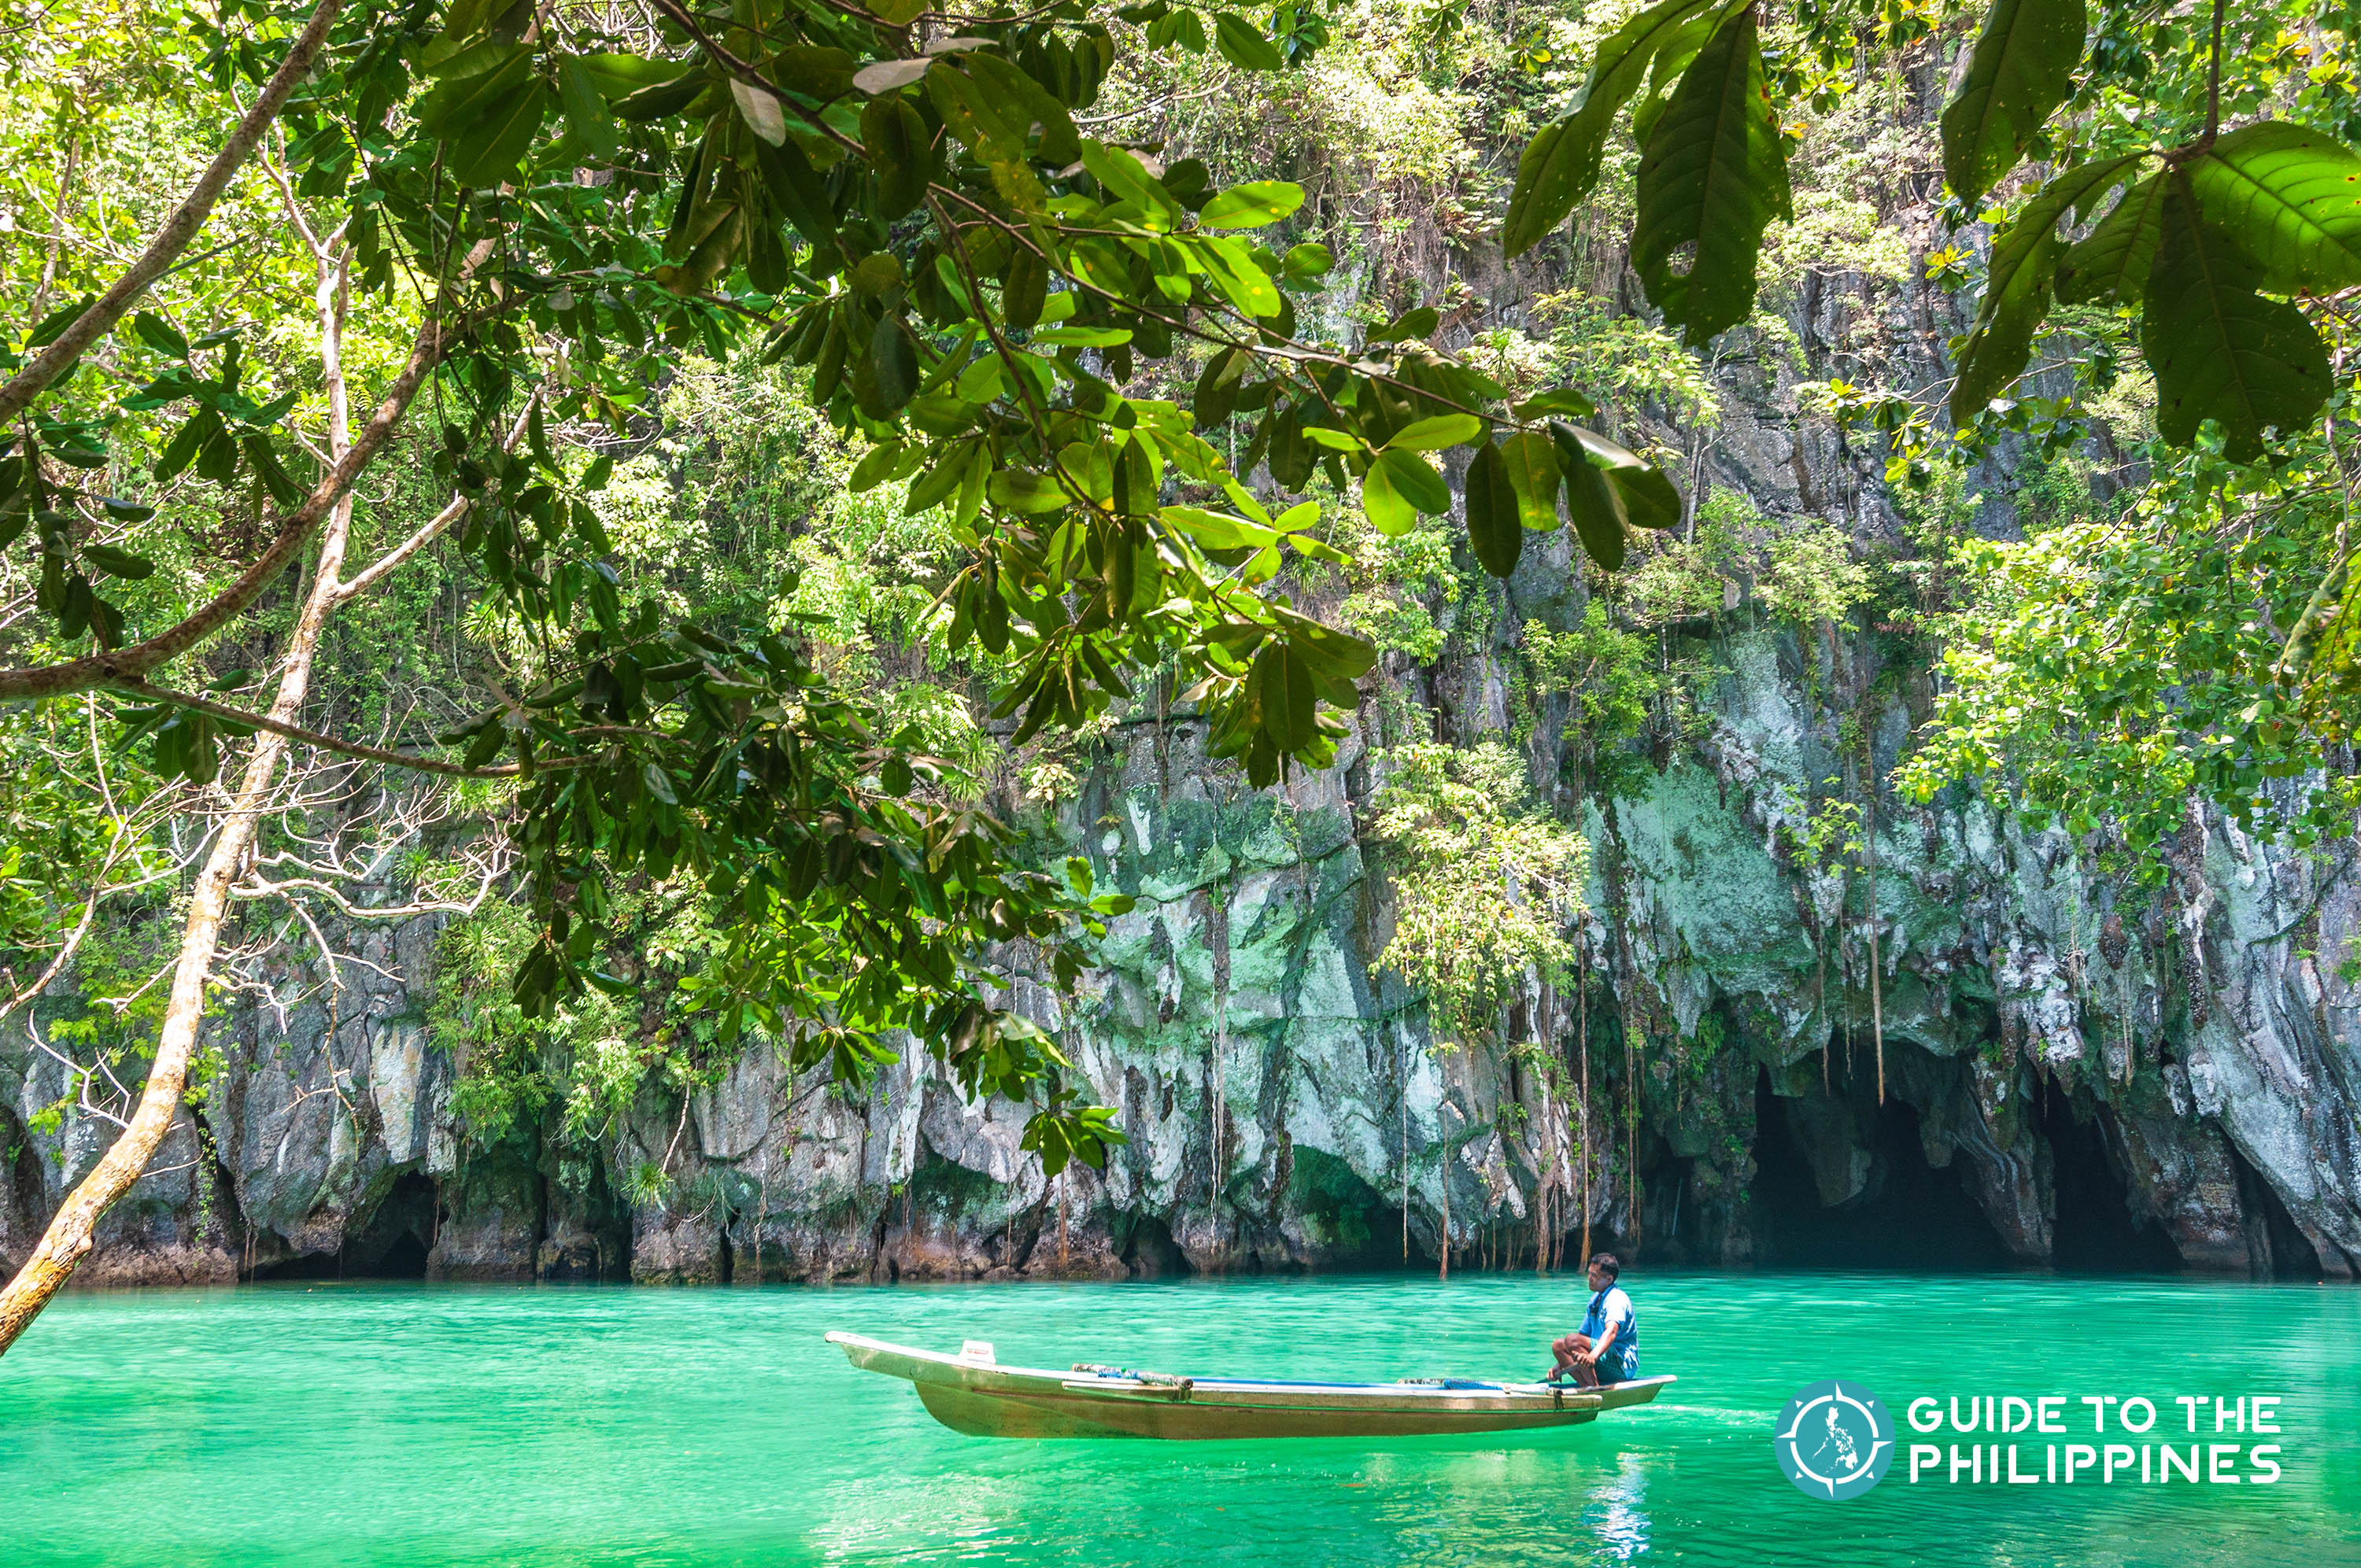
[3,1271,2357,1566]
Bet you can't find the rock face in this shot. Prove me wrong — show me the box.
[2,57,2356,1289]
[5,596,2356,1289]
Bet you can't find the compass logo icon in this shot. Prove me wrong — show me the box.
[1773,1379,1896,1500]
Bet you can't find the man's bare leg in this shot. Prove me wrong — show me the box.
[1547,1333,1597,1382]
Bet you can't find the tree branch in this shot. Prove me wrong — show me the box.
[0,235,501,702]
[332,397,534,604]
[101,676,576,777]
[0,0,344,426]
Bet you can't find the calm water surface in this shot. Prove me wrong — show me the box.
[2,1271,2355,1566]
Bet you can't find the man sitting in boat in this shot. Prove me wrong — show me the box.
[1546,1253,1638,1387]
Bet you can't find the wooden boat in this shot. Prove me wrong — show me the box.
[826,1330,1675,1440]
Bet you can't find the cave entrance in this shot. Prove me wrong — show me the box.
[2039,1079,2182,1273]
[1114,1212,1194,1278]
[1287,1146,1412,1269]
[1750,1064,2012,1270]
[2229,1142,2326,1281]
[254,1171,438,1281]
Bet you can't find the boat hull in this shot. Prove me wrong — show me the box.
[828,1331,1674,1441]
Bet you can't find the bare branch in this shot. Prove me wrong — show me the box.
[231,872,498,922]
[334,398,535,605]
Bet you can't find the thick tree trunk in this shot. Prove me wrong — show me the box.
[0,248,357,1357]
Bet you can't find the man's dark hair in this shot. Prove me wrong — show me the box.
[1590,1252,1620,1281]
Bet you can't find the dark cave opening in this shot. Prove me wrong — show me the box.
[253,1171,438,1281]
[2230,1141,2325,1282]
[374,1229,431,1279]
[1114,1212,1194,1278]
[1288,1146,1414,1268]
[2038,1079,2183,1273]
[1749,1064,2013,1270]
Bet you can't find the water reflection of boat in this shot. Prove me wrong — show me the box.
[826,1330,1676,1441]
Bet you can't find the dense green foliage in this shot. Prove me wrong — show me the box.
[1373,740,1586,1048]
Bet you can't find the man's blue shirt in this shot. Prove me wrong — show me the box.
[1582,1284,1639,1378]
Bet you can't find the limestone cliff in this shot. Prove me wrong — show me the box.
[7,582,2355,1288]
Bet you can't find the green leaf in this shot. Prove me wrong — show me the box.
[861,94,931,218]
[867,315,920,412]
[1952,230,2060,423]
[955,353,1005,403]
[131,311,189,358]
[1360,459,1415,536]
[1211,12,1284,72]
[1196,236,1282,318]
[1283,242,1334,281]
[1384,413,1482,451]
[1033,326,1132,346]
[1550,421,1680,531]
[1001,249,1048,329]
[1375,447,1450,514]
[1498,430,1562,530]
[988,469,1070,512]
[1562,459,1628,572]
[574,53,691,98]
[416,45,550,188]
[2056,171,2167,304]
[1465,441,1522,577]
[1631,6,1790,346]
[1608,463,1682,533]
[450,79,551,188]
[1502,0,1730,257]
[1514,387,1598,422]
[156,407,217,481]
[1199,180,1306,229]
[1161,505,1255,549]
[966,53,1080,167]
[556,57,619,161]
[415,43,530,133]
[1949,156,2142,423]
[752,134,837,250]
[731,79,788,146]
[610,68,708,122]
[907,442,977,513]
[81,544,155,581]
[849,441,905,493]
[1251,642,1314,751]
[1939,0,2086,205]
[2143,176,2333,463]
[2187,121,2361,294]
[929,64,1027,162]
[1372,305,1439,343]
[770,46,856,101]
